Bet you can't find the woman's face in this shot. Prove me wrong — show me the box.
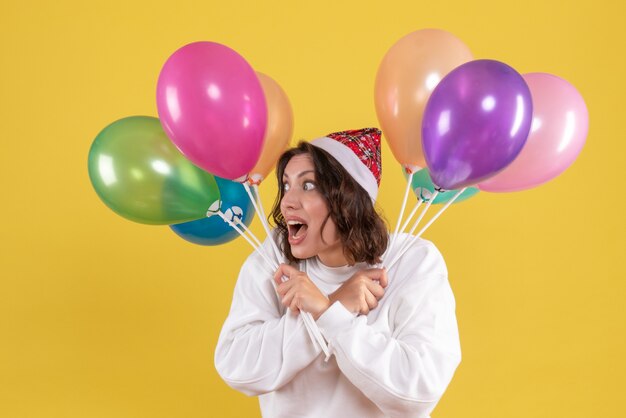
[280,154,345,266]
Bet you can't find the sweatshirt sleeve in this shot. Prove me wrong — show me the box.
[315,241,461,418]
[214,241,322,396]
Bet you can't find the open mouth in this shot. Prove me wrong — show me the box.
[287,220,308,242]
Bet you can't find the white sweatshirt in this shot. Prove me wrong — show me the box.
[214,233,461,418]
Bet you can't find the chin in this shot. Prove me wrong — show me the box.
[290,246,315,260]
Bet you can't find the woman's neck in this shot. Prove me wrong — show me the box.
[316,245,350,267]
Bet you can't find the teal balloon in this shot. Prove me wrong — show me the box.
[88,116,220,224]
[170,177,255,245]
[403,168,479,204]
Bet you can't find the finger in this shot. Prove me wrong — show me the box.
[274,263,299,284]
[273,264,287,284]
[360,268,387,285]
[359,300,370,315]
[289,296,300,314]
[366,281,385,300]
[281,288,295,308]
[379,268,388,288]
[364,291,378,311]
[276,279,294,296]
[285,285,302,305]
[281,263,301,277]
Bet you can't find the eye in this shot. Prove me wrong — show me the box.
[303,181,316,191]
[282,182,290,192]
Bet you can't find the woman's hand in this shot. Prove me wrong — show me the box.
[274,264,331,320]
[329,268,388,316]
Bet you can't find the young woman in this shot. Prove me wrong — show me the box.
[215,128,461,418]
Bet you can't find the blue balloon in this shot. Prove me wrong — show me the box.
[170,177,255,245]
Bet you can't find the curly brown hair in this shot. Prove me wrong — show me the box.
[270,141,388,265]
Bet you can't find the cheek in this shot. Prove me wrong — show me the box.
[307,199,329,226]
[321,218,339,241]
[310,205,338,242]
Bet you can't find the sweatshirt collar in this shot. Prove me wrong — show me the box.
[304,257,369,285]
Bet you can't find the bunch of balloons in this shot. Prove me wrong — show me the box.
[89,31,588,246]
[375,29,588,203]
[88,42,294,245]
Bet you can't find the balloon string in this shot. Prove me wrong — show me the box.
[300,300,330,358]
[388,171,415,255]
[217,211,324,351]
[233,217,263,248]
[243,183,283,263]
[383,191,437,267]
[385,188,466,271]
[381,199,423,267]
[258,185,330,358]
[216,211,276,271]
[406,190,438,236]
[252,184,268,226]
[399,198,424,238]
[243,183,330,358]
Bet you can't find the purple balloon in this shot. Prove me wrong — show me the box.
[157,42,267,180]
[422,59,532,190]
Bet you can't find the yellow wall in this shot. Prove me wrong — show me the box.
[1,1,624,417]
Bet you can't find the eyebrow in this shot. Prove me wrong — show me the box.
[283,170,315,179]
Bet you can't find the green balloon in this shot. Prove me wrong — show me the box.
[403,167,479,204]
[88,116,220,225]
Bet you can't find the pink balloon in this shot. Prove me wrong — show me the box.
[478,73,588,192]
[156,42,267,180]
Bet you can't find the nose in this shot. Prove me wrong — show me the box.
[281,188,300,211]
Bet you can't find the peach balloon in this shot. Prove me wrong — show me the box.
[249,72,294,183]
[374,29,473,168]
